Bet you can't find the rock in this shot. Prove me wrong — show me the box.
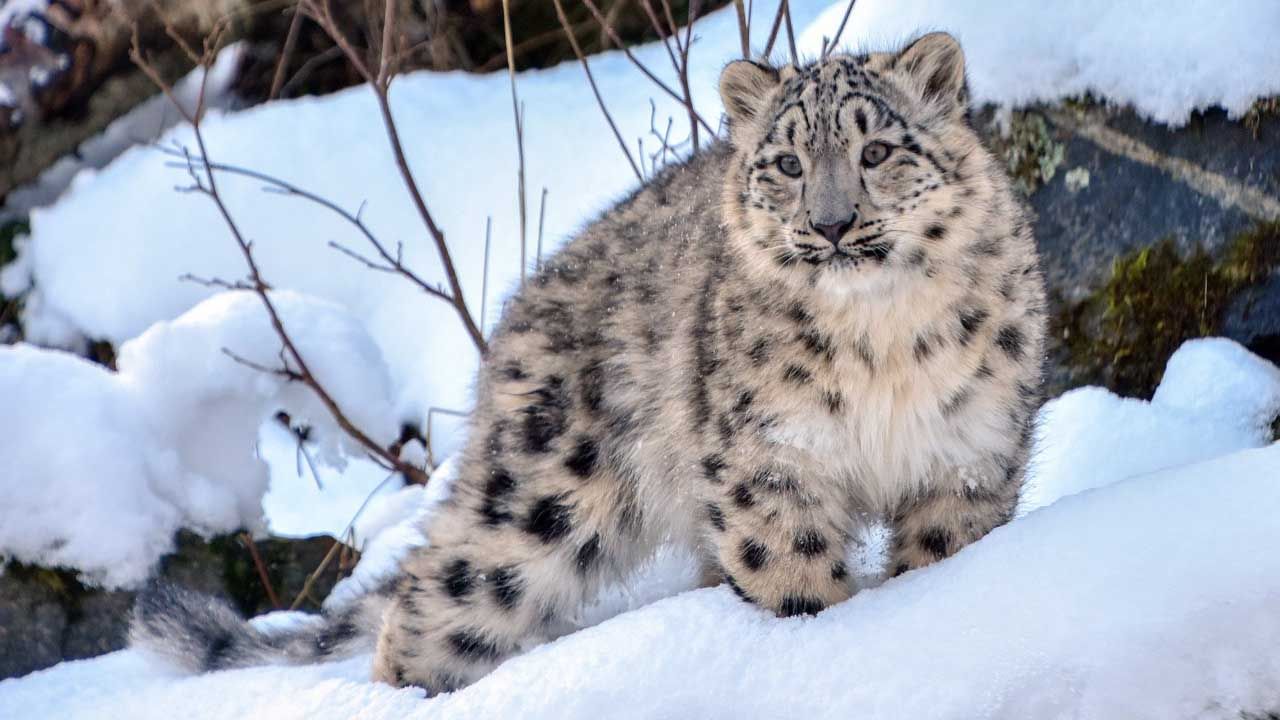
[0,530,351,680]
[976,101,1280,397]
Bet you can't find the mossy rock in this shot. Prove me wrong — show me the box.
[1054,222,1280,398]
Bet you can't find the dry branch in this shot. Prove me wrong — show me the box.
[130,28,431,486]
[300,0,488,355]
[501,0,529,285]
[579,0,713,137]
[822,0,857,59]
[554,0,643,182]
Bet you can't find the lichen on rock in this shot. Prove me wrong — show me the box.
[1055,222,1280,398]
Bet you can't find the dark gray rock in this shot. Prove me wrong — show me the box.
[0,530,349,680]
[975,101,1280,392]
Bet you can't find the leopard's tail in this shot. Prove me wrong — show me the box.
[128,581,390,673]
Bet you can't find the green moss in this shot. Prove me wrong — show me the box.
[993,111,1066,195]
[1058,221,1280,397]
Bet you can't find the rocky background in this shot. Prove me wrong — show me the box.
[1,0,1277,679]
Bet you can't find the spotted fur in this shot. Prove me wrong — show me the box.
[131,33,1047,695]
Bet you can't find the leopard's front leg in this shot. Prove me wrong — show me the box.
[700,445,856,616]
[888,461,1023,577]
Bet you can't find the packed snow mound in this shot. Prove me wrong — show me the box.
[3,442,1278,719]
[801,0,1280,125]
[0,290,397,588]
[1021,338,1280,514]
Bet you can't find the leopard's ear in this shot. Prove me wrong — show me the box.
[719,60,781,128]
[893,32,968,117]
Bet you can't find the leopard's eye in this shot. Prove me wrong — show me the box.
[776,154,803,178]
[861,141,892,167]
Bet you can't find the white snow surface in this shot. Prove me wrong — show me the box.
[0,290,397,588]
[3,338,1280,717]
[3,441,1279,718]
[1020,338,1280,514]
[801,0,1280,125]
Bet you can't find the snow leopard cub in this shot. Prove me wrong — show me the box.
[131,32,1046,694]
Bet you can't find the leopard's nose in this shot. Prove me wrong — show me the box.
[809,214,857,245]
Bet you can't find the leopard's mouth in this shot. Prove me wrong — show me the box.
[795,240,893,268]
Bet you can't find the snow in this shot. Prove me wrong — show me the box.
[8,0,832,458]
[1020,338,1280,514]
[4,440,1279,718]
[2,0,1280,713]
[3,338,1279,715]
[801,0,1280,125]
[0,290,399,588]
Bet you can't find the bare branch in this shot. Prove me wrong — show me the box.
[536,187,549,271]
[500,0,528,285]
[732,0,750,58]
[554,0,643,182]
[269,3,307,100]
[762,0,786,59]
[179,273,251,291]
[579,0,714,137]
[302,0,487,355]
[159,150,456,306]
[240,532,283,609]
[481,216,492,336]
[132,30,432,486]
[822,0,857,60]
[782,0,798,65]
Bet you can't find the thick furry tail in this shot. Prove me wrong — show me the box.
[129,582,388,673]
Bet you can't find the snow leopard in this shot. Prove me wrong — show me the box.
[131,32,1047,693]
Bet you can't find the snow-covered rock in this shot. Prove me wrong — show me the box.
[0,291,397,588]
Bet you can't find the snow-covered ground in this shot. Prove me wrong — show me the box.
[3,0,1280,716]
[4,339,1280,718]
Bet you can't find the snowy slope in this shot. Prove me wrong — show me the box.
[3,339,1279,718]
[2,442,1278,719]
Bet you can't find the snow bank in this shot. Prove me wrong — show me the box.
[1021,337,1280,514]
[801,0,1280,125]
[0,290,397,587]
[4,440,1278,719]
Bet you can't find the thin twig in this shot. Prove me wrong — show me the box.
[241,532,283,609]
[131,32,431,486]
[762,0,786,59]
[161,152,456,306]
[822,0,857,59]
[536,187,548,271]
[555,0,642,182]
[481,216,492,335]
[289,536,344,610]
[269,3,306,100]
[579,0,714,137]
[732,0,750,58]
[500,0,528,285]
[781,0,798,65]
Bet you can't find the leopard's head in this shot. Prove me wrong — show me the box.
[720,33,995,296]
